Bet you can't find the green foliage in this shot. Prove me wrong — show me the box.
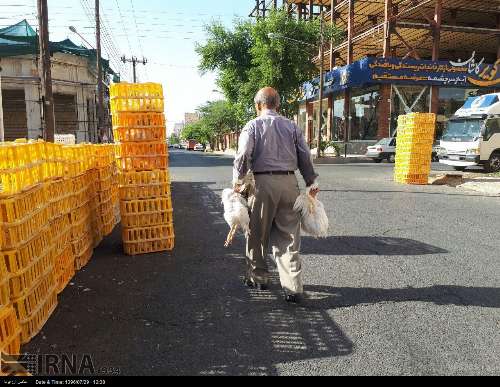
[181,121,210,145]
[197,10,342,118]
[168,134,180,145]
[320,140,342,156]
[180,100,243,149]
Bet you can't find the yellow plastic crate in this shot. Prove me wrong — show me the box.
[46,178,73,203]
[0,257,9,309]
[113,127,166,143]
[110,82,164,100]
[71,232,93,258]
[0,184,47,224]
[102,219,115,237]
[118,170,169,186]
[74,244,93,271]
[0,278,9,309]
[0,306,22,356]
[1,228,51,274]
[7,246,53,300]
[120,197,172,215]
[121,209,173,228]
[48,194,73,220]
[115,142,168,158]
[119,183,170,201]
[54,244,75,294]
[111,97,164,113]
[112,112,165,129]
[12,271,56,322]
[122,224,175,243]
[123,237,175,256]
[0,207,49,251]
[116,156,168,172]
[69,203,92,225]
[70,215,92,242]
[0,167,43,196]
[18,284,57,344]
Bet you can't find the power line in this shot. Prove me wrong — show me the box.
[129,0,144,58]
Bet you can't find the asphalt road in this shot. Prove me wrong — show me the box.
[25,150,500,376]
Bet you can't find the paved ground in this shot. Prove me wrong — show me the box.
[25,150,500,376]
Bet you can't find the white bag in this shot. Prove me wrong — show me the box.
[293,186,329,238]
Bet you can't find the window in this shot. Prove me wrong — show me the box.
[333,95,345,142]
[484,118,500,141]
[391,85,430,136]
[350,87,380,141]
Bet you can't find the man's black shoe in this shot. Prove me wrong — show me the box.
[285,294,300,304]
[244,278,268,291]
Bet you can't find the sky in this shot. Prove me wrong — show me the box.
[0,0,251,131]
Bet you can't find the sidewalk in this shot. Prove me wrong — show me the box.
[210,149,373,164]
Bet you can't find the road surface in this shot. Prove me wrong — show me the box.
[25,150,500,376]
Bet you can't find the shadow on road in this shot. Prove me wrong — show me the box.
[302,236,447,256]
[302,285,500,309]
[157,181,353,375]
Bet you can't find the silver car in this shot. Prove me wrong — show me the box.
[366,138,397,163]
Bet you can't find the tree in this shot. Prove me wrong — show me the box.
[168,133,180,145]
[181,100,243,151]
[197,10,342,118]
[181,120,210,146]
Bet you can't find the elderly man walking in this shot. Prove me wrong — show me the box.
[233,87,319,303]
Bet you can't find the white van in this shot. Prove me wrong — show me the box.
[439,93,500,173]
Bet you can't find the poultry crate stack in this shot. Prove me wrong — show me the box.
[394,113,437,185]
[111,82,175,256]
[92,145,119,239]
[0,141,59,345]
[0,304,22,374]
[63,145,97,272]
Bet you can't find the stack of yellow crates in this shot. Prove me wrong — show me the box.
[110,82,175,256]
[46,177,74,294]
[394,113,437,185]
[0,141,59,344]
[0,140,122,349]
[0,302,22,367]
[92,145,118,238]
[63,146,94,272]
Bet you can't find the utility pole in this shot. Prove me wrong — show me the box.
[316,11,325,159]
[121,56,148,83]
[96,0,106,142]
[37,0,55,143]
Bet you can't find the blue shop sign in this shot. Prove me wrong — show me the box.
[302,53,500,100]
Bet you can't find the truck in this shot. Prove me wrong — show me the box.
[439,93,500,173]
[187,140,197,151]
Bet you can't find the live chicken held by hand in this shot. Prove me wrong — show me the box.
[222,188,250,248]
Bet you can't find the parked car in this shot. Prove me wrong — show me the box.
[194,143,205,152]
[366,138,396,163]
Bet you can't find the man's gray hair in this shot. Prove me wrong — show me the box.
[254,88,281,109]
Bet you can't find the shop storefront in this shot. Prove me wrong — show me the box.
[299,55,500,153]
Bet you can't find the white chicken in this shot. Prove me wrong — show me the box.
[222,189,250,248]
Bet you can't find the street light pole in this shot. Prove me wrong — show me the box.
[317,11,325,159]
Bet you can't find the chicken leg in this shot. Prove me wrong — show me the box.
[224,224,238,248]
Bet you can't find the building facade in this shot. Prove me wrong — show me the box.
[0,20,113,143]
[252,0,500,154]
